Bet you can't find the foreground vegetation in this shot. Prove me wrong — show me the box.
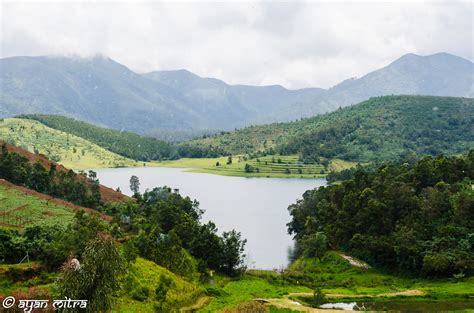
[288,150,474,277]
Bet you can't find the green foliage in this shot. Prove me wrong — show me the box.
[129,175,140,194]
[188,154,326,178]
[20,114,174,161]
[311,287,326,307]
[105,187,247,277]
[287,151,474,277]
[301,232,328,261]
[201,275,309,312]
[55,233,126,312]
[0,211,109,270]
[118,257,202,312]
[0,184,75,230]
[0,144,102,208]
[187,96,473,162]
[0,118,138,169]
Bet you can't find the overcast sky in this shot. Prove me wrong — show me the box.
[1,0,472,89]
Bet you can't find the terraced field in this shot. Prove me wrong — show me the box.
[153,155,330,178]
[208,155,327,178]
[0,183,75,229]
[0,118,140,169]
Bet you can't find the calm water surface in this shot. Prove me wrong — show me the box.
[95,167,326,269]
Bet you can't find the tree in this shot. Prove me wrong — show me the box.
[56,233,125,312]
[220,230,247,276]
[302,232,328,261]
[129,175,140,194]
[244,163,253,173]
[227,156,233,165]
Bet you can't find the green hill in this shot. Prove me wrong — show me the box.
[0,118,139,169]
[0,182,75,229]
[185,95,474,162]
[20,114,174,161]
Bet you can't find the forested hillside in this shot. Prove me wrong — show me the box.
[0,118,139,169]
[186,96,474,162]
[20,115,174,161]
[287,151,474,277]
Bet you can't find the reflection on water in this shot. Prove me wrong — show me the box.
[95,167,326,269]
[320,300,474,312]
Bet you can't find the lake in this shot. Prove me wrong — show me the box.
[94,167,326,269]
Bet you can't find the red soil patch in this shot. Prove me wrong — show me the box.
[0,140,128,204]
[0,179,112,222]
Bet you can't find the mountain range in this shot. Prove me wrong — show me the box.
[1,52,472,140]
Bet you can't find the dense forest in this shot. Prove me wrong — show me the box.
[20,114,175,161]
[186,96,474,161]
[287,151,474,277]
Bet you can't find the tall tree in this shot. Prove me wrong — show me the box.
[129,175,140,194]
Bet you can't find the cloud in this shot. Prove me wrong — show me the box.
[1,0,472,89]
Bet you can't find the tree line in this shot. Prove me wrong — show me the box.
[288,150,474,277]
[0,144,102,208]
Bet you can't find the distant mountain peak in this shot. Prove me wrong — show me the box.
[392,52,472,66]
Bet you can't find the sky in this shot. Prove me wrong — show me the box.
[1,0,472,89]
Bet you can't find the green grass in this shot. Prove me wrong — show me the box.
[0,118,141,169]
[153,155,333,178]
[115,257,203,312]
[0,185,75,229]
[0,262,55,295]
[198,275,310,312]
[286,252,474,301]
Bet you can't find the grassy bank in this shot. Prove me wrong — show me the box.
[152,155,357,179]
[199,252,474,312]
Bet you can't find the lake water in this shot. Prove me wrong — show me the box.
[94,167,326,269]
[320,300,474,312]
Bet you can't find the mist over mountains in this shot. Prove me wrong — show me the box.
[0,52,472,140]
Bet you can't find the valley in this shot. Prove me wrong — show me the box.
[0,54,473,312]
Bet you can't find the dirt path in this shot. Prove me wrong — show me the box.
[180,296,210,312]
[338,253,370,269]
[289,289,424,299]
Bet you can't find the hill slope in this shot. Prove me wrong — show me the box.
[145,69,324,126]
[186,95,474,162]
[0,139,127,204]
[272,52,474,121]
[19,114,174,161]
[1,53,472,136]
[0,55,322,135]
[0,118,140,169]
[0,56,198,135]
